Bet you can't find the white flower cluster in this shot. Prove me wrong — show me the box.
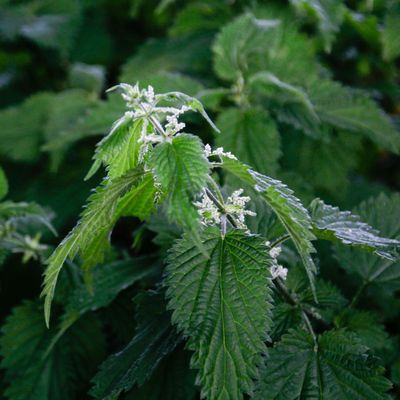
[266,241,288,280]
[194,192,221,226]
[204,144,237,160]
[119,83,155,112]
[113,83,194,159]
[270,264,288,280]
[195,189,256,229]
[225,189,256,229]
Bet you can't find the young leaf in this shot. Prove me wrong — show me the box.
[151,134,209,228]
[0,301,106,400]
[255,329,392,399]
[310,198,400,259]
[42,167,149,327]
[86,116,144,180]
[165,227,273,400]
[215,107,281,175]
[90,291,180,400]
[155,91,219,132]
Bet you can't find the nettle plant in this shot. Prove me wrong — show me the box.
[28,83,400,400]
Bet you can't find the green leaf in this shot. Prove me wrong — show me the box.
[42,167,149,327]
[290,0,346,52]
[215,108,281,175]
[222,157,317,294]
[335,310,390,354]
[382,8,400,61]
[310,198,400,259]
[120,35,212,84]
[0,301,106,400]
[86,117,145,181]
[90,291,180,400]
[169,0,231,37]
[68,62,105,94]
[165,227,273,400]
[156,91,219,132]
[249,71,319,123]
[125,346,197,400]
[0,92,54,162]
[43,94,125,161]
[64,256,160,320]
[307,79,400,153]
[255,329,392,399]
[151,134,209,228]
[295,131,362,194]
[334,193,400,290]
[213,13,279,81]
[0,166,8,201]
[43,89,96,170]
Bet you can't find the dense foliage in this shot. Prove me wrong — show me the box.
[1,0,400,399]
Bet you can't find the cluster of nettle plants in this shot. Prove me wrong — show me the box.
[4,81,398,400]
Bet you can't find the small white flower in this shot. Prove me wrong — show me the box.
[204,144,212,157]
[165,114,186,135]
[204,145,238,160]
[270,263,288,280]
[213,147,237,160]
[269,246,282,259]
[225,189,256,229]
[194,191,220,226]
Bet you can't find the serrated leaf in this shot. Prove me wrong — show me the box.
[334,193,400,290]
[213,13,279,81]
[165,227,273,400]
[0,301,106,400]
[86,116,145,180]
[216,107,281,175]
[255,329,392,399]
[42,167,150,326]
[222,158,317,294]
[90,291,180,400]
[310,198,400,259]
[249,71,319,123]
[151,134,209,228]
[335,310,390,354]
[307,79,400,153]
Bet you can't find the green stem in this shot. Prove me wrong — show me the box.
[270,234,290,248]
[348,281,369,309]
[275,278,317,344]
